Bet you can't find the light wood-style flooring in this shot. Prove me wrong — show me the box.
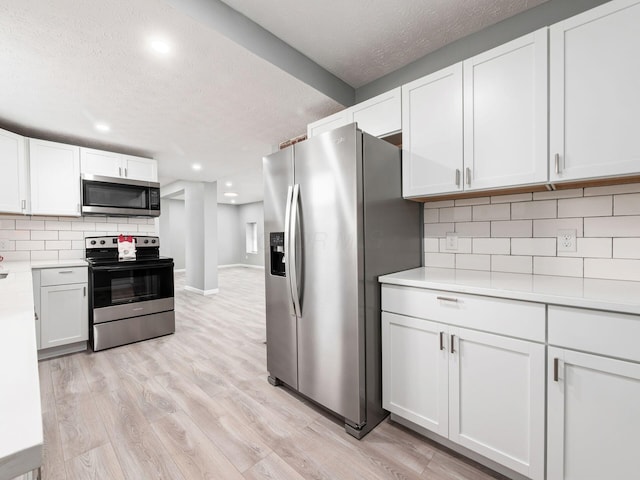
[38,267,505,480]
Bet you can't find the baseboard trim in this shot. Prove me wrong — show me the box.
[184,285,219,296]
[219,263,264,270]
[174,268,186,273]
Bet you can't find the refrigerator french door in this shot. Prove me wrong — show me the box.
[264,124,421,438]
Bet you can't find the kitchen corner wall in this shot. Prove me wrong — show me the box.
[0,214,156,262]
[423,182,640,282]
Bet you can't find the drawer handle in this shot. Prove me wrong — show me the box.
[553,358,559,382]
[437,296,458,303]
[450,334,456,354]
[439,331,445,351]
[58,271,74,274]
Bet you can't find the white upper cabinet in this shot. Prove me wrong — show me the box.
[81,148,157,182]
[464,28,548,191]
[307,110,350,138]
[402,64,464,197]
[550,0,640,182]
[29,139,81,217]
[0,128,28,214]
[350,87,401,137]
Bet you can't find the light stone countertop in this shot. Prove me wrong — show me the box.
[0,259,86,478]
[379,267,640,316]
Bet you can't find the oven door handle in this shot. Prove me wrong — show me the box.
[92,263,173,273]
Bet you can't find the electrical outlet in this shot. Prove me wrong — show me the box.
[557,229,577,252]
[0,239,10,251]
[445,232,458,251]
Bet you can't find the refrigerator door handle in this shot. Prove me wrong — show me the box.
[289,183,302,318]
[284,185,296,316]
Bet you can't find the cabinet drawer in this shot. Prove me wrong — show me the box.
[40,267,87,286]
[549,306,640,362]
[382,284,545,342]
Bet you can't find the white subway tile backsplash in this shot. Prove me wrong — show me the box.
[584,216,640,237]
[107,217,121,224]
[45,221,71,231]
[613,193,640,216]
[58,231,84,240]
[0,220,15,230]
[425,238,439,253]
[534,257,583,277]
[30,230,58,241]
[424,209,439,224]
[491,220,532,238]
[612,238,640,259]
[0,251,30,261]
[94,222,110,231]
[74,222,94,231]
[45,240,72,250]
[0,240,15,250]
[425,253,455,268]
[72,240,86,250]
[16,240,44,251]
[424,200,454,209]
[533,188,583,200]
[118,224,136,232]
[31,250,59,261]
[4,230,30,240]
[584,183,640,197]
[455,222,490,238]
[472,204,510,221]
[439,206,472,223]
[491,193,532,204]
[454,197,490,206]
[16,220,45,230]
[558,196,612,218]
[440,237,472,253]
[584,258,640,282]
[512,238,556,256]
[425,223,454,238]
[456,254,490,271]
[472,238,510,255]
[491,255,532,274]
[511,200,556,220]
[533,218,583,237]
[557,238,612,258]
[58,249,84,260]
[138,224,156,233]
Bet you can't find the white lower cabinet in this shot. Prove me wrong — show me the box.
[382,286,545,480]
[547,305,640,479]
[33,266,88,355]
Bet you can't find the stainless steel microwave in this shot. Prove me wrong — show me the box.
[82,174,161,217]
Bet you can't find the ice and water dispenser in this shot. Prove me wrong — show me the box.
[269,232,286,276]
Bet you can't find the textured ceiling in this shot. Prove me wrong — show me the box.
[0,0,341,204]
[220,0,549,88]
[0,0,549,205]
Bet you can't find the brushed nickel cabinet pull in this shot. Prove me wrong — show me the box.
[555,153,560,174]
[450,334,456,354]
[58,270,73,274]
[119,166,122,177]
[83,286,86,297]
[22,200,26,210]
[437,296,458,303]
[465,167,471,186]
[553,358,559,382]
[439,331,445,351]
[455,169,461,187]
[124,168,128,178]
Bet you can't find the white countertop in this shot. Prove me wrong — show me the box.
[379,267,640,316]
[0,260,85,478]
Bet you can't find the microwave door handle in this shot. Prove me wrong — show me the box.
[283,185,295,317]
[289,184,302,318]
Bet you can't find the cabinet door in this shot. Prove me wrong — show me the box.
[382,312,449,437]
[40,283,88,349]
[0,128,28,214]
[464,29,548,190]
[449,328,545,480]
[402,64,463,197]
[29,139,81,216]
[307,110,350,138]
[123,155,157,181]
[550,0,640,182]
[547,347,640,480]
[350,87,401,137]
[80,147,123,177]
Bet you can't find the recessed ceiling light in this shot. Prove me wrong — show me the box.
[95,123,110,132]
[223,192,238,197]
[225,181,233,187]
[192,164,202,171]
[231,199,236,204]
[150,39,171,55]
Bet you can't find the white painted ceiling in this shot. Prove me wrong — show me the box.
[0,0,548,204]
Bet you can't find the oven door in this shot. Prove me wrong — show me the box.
[90,262,174,324]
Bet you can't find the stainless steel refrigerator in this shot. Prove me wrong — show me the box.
[263,123,421,438]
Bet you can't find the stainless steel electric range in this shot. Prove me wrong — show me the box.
[85,235,175,351]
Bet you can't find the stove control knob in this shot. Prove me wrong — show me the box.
[90,240,96,245]
[144,239,149,244]
[151,239,157,244]
[100,240,106,245]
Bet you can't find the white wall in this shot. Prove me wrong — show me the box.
[217,203,242,265]
[237,201,264,267]
[423,183,640,281]
[169,200,186,270]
